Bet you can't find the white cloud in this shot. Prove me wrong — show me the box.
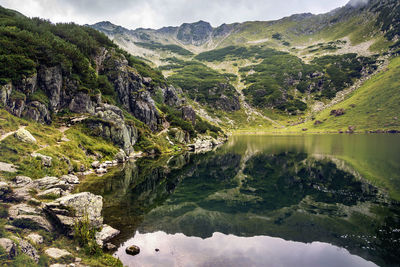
[0,0,350,29]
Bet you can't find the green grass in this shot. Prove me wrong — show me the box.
[292,56,400,132]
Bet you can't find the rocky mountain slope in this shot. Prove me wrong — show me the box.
[90,0,400,132]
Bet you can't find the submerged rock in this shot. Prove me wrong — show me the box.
[126,245,140,256]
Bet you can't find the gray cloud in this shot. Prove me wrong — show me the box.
[0,0,349,29]
[347,0,369,7]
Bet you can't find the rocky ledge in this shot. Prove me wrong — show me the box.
[0,174,120,265]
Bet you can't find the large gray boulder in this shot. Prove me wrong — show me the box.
[44,192,103,234]
[31,152,52,167]
[14,128,36,143]
[32,176,71,191]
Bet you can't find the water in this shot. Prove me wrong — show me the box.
[78,134,400,267]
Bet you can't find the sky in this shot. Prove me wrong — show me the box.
[0,0,350,29]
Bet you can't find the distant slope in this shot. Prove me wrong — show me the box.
[293,56,400,132]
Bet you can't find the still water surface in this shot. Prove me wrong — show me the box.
[79,134,400,267]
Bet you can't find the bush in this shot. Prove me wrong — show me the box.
[73,215,101,255]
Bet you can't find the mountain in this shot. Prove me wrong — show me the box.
[8,0,397,133]
[89,0,400,132]
[0,5,225,181]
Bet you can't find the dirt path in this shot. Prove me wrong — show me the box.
[0,125,26,142]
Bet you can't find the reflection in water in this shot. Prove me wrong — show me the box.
[116,231,377,267]
[78,135,400,267]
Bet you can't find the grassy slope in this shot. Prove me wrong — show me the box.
[289,56,400,132]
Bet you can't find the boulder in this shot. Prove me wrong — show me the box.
[330,109,345,117]
[95,224,120,247]
[23,101,51,124]
[180,106,196,125]
[105,242,117,250]
[15,128,36,143]
[45,248,71,259]
[26,233,43,244]
[60,174,80,185]
[31,152,52,167]
[0,162,17,172]
[44,192,103,233]
[37,188,65,198]
[126,245,140,256]
[32,176,70,191]
[0,238,17,258]
[12,176,33,187]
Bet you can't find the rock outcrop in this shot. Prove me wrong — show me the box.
[44,192,103,234]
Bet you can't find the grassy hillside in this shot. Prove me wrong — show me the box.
[290,56,400,132]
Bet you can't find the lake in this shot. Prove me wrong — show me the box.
[78,134,400,267]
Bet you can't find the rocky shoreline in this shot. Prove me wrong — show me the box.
[0,173,120,266]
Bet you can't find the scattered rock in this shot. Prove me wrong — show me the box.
[314,120,323,125]
[33,176,70,191]
[12,176,33,187]
[15,128,37,143]
[18,238,40,263]
[37,188,65,198]
[4,225,18,232]
[27,233,43,244]
[91,161,100,168]
[96,168,107,174]
[95,224,120,247]
[31,152,52,167]
[126,245,140,256]
[45,247,72,259]
[12,214,53,232]
[115,149,127,163]
[8,203,41,218]
[60,174,80,185]
[0,238,17,258]
[330,109,345,117]
[105,243,116,250]
[0,181,11,197]
[302,128,308,131]
[0,162,17,172]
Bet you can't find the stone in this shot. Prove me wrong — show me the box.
[180,105,196,125]
[96,168,107,174]
[330,109,345,117]
[8,203,41,219]
[23,101,51,124]
[314,120,323,125]
[0,238,17,258]
[12,215,53,232]
[91,161,100,168]
[33,176,70,190]
[126,245,140,256]
[44,192,103,233]
[115,149,127,163]
[4,225,18,232]
[347,125,356,134]
[15,128,37,143]
[50,264,68,267]
[37,187,65,198]
[27,233,43,244]
[31,152,52,167]
[45,247,72,259]
[60,174,80,184]
[12,176,33,187]
[95,224,120,247]
[18,238,40,263]
[105,243,116,250]
[0,162,17,173]
[0,181,11,197]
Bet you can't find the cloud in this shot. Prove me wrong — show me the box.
[0,0,349,29]
[347,0,369,7]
